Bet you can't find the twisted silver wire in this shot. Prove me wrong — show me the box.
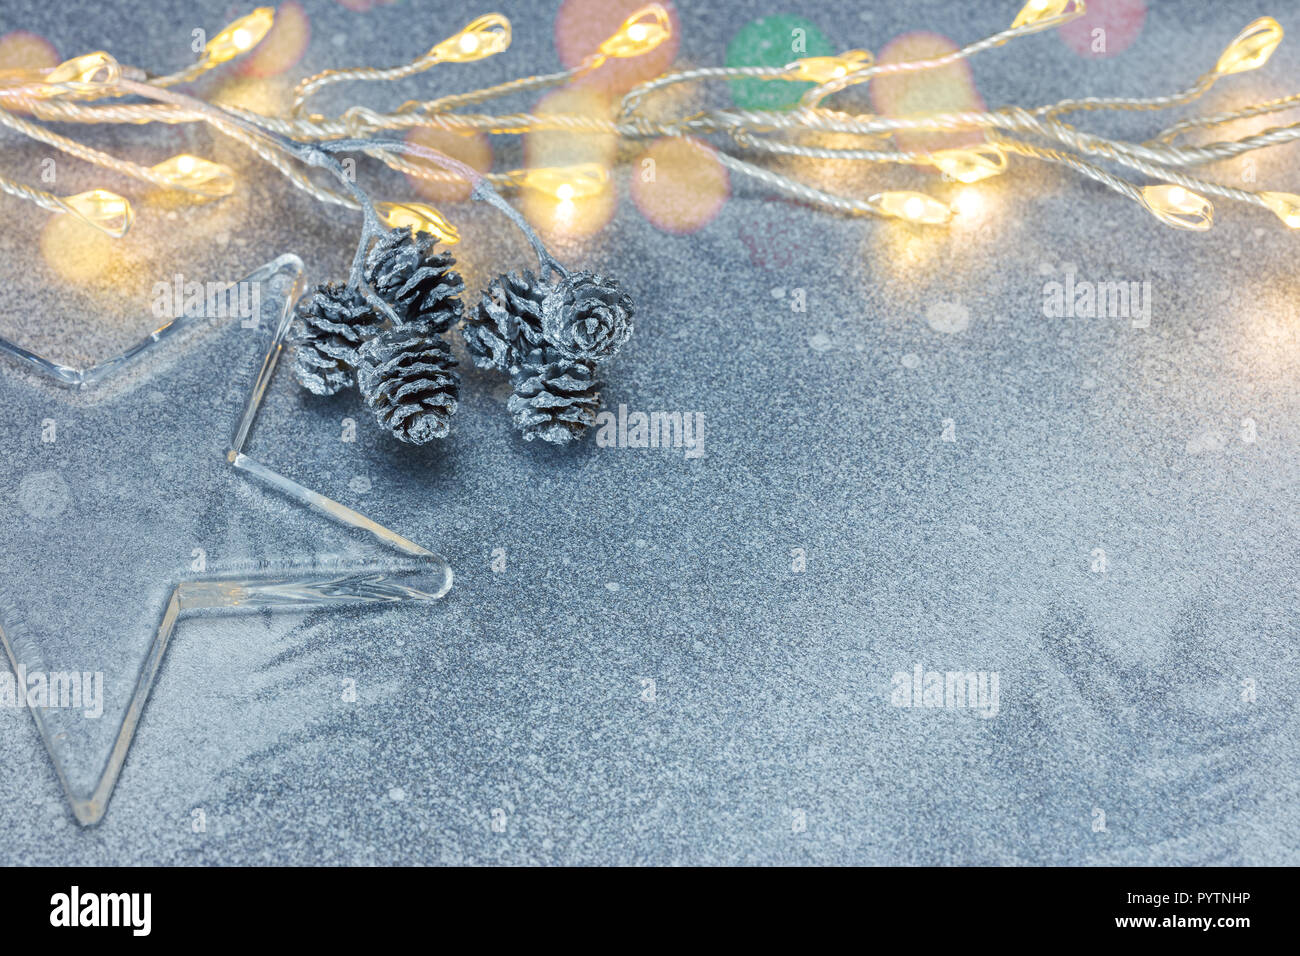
[1036,75,1216,120]
[405,69,576,114]
[731,129,917,164]
[2,7,1299,234]
[0,171,74,215]
[1151,91,1300,144]
[710,147,885,217]
[0,105,173,189]
[293,56,443,116]
[797,12,1075,108]
[618,64,793,121]
[991,139,1144,204]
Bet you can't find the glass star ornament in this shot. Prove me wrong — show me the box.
[0,254,451,825]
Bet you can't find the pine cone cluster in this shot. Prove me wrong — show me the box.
[460,269,633,445]
[291,227,462,445]
[293,225,637,450]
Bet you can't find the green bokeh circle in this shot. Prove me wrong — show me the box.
[725,14,834,111]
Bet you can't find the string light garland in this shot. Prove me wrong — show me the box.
[290,14,512,115]
[0,1,1298,242]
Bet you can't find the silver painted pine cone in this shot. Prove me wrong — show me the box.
[356,320,460,444]
[292,282,382,396]
[540,272,633,363]
[461,270,553,373]
[507,347,601,445]
[363,228,465,332]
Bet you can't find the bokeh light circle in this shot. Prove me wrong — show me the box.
[525,86,619,171]
[0,30,58,71]
[870,32,985,154]
[0,30,59,115]
[1059,0,1147,59]
[403,127,492,204]
[334,0,398,12]
[520,87,618,240]
[725,15,833,110]
[630,137,730,235]
[40,215,116,284]
[554,0,681,96]
[521,188,617,243]
[237,0,310,78]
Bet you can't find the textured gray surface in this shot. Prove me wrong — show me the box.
[1,0,1298,864]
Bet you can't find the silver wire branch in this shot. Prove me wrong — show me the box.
[1035,74,1216,120]
[293,56,446,117]
[990,138,1144,203]
[313,137,568,280]
[618,64,800,122]
[0,104,177,190]
[1150,90,1300,144]
[796,3,1087,108]
[403,69,576,115]
[0,170,78,216]
[292,141,400,324]
[707,144,888,218]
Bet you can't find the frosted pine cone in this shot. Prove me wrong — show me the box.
[292,282,382,396]
[461,270,554,372]
[363,228,464,332]
[540,271,633,363]
[356,320,460,444]
[507,347,601,445]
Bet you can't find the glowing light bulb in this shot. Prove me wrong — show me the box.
[375,201,460,244]
[597,4,671,60]
[39,51,120,96]
[928,144,1008,184]
[150,154,235,198]
[1141,184,1213,231]
[63,188,133,238]
[1259,191,1300,228]
[204,8,275,65]
[871,190,952,225]
[786,50,873,84]
[1011,0,1082,30]
[429,14,511,63]
[1214,17,1283,76]
[951,188,985,220]
[517,163,608,200]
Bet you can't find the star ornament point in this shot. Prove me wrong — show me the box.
[0,254,450,825]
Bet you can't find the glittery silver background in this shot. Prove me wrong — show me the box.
[1,0,1297,864]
